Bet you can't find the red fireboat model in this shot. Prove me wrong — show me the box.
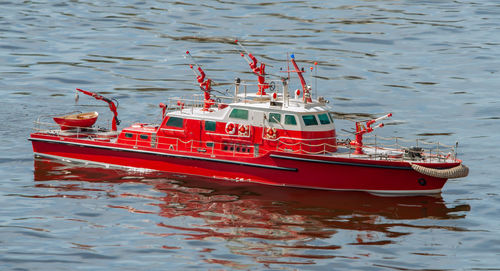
[29,42,468,194]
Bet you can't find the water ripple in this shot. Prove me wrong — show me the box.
[2,0,499,269]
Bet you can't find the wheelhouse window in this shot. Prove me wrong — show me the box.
[205,121,216,131]
[269,113,281,123]
[284,114,297,125]
[318,113,331,125]
[302,115,318,126]
[166,117,184,128]
[140,134,149,140]
[229,108,249,120]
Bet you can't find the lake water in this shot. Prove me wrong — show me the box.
[1,1,500,270]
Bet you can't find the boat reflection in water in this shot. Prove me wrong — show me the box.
[33,157,470,267]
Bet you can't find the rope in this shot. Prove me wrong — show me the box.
[411,163,469,179]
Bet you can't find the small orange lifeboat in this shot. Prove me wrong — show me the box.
[53,111,98,130]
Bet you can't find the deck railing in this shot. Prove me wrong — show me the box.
[163,94,234,115]
[32,119,458,162]
[163,79,284,114]
[334,132,459,162]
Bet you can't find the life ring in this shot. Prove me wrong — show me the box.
[238,124,250,136]
[225,122,236,135]
[269,81,276,91]
[265,127,277,139]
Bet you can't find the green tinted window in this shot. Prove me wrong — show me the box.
[125,133,134,138]
[302,115,318,126]
[318,113,331,125]
[284,115,297,125]
[166,117,184,128]
[229,108,249,120]
[269,113,281,123]
[140,134,149,140]
[205,121,216,131]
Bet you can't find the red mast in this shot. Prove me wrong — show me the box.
[76,88,120,131]
[235,40,269,96]
[186,51,214,111]
[290,54,312,103]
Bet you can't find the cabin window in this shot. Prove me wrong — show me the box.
[284,115,297,125]
[269,113,281,124]
[229,108,249,120]
[302,115,318,126]
[206,142,214,147]
[140,134,149,140]
[125,133,134,138]
[166,117,184,128]
[318,113,331,125]
[205,121,216,131]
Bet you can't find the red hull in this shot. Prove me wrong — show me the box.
[29,133,454,194]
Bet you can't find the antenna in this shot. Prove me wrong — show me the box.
[286,52,290,80]
[310,65,314,99]
[185,51,202,70]
[314,62,318,99]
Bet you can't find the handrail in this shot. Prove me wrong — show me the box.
[117,135,256,158]
[159,127,185,133]
[33,120,110,133]
[36,111,82,123]
[274,136,337,142]
[33,119,457,162]
[205,132,251,138]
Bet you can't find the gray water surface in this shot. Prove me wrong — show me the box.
[1,1,499,270]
